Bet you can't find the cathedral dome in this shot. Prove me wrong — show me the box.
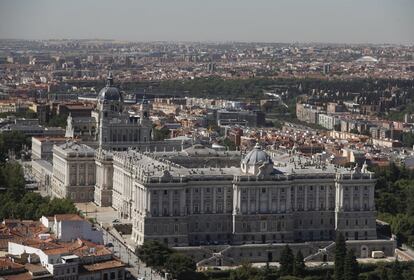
[98,73,122,102]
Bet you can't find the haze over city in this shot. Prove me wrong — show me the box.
[0,0,413,44]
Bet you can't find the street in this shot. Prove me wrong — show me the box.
[99,224,165,280]
[75,202,164,280]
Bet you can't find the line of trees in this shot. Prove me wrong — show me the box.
[0,162,78,220]
[135,240,206,280]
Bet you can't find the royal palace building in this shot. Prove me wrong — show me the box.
[109,143,386,247]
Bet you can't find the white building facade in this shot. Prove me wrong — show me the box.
[51,142,96,202]
[108,145,386,249]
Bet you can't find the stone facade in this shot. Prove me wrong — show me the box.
[94,148,114,207]
[51,141,96,202]
[107,145,387,253]
[65,73,154,152]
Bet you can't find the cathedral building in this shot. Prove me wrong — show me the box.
[65,73,153,151]
[92,73,153,151]
[65,73,186,152]
[51,73,189,203]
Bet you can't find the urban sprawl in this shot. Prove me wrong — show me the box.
[0,39,414,280]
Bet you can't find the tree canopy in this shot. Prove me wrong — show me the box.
[343,249,358,280]
[334,233,347,280]
[0,162,78,220]
[373,163,414,246]
[135,240,172,272]
[280,245,294,276]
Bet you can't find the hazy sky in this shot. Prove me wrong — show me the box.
[0,0,413,44]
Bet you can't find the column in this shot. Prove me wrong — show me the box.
[213,187,216,214]
[138,188,142,213]
[316,186,320,211]
[85,163,88,185]
[135,187,139,212]
[65,161,70,187]
[234,186,240,214]
[200,188,204,214]
[142,188,145,213]
[369,186,375,210]
[190,188,193,214]
[144,189,148,212]
[267,187,272,213]
[304,186,308,211]
[350,186,354,211]
[223,187,227,214]
[256,188,260,213]
[158,191,163,216]
[238,188,241,213]
[247,189,251,214]
[180,189,186,216]
[326,186,329,210]
[76,163,80,186]
[169,190,173,216]
[286,186,292,212]
[147,190,151,217]
[277,188,281,213]
[359,187,363,211]
[294,186,298,211]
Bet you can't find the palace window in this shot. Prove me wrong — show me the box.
[260,221,267,231]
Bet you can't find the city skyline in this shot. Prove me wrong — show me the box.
[0,0,413,45]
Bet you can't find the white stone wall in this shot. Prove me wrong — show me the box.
[56,219,103,244]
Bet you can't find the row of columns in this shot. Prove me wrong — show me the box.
[235,186,291,214]
[346,185,374,211]
[134,186,230,217]
[131,183,374,218]
[66,161,94,186]
[295,185,333,211]
[336,183,375,212]
[233,185,339,214]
